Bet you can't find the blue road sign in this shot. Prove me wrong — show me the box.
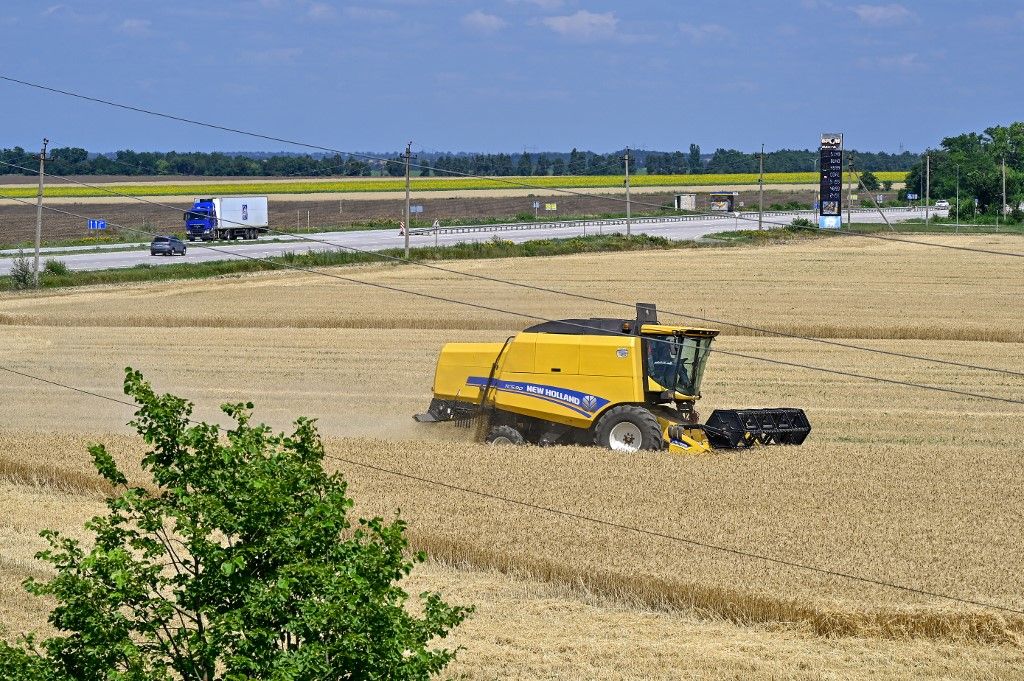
[532,201,541,209]
[410,205,424,214]
[906,193,919,200]
[87,219,107,230]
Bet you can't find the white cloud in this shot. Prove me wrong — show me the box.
[851,4,913,25]
[542,10,617,41]
[678,22,731,42]
[507,0,564,9]
[858,52,922,71]
[307,2,336,19]
[342,6,399,22]
[118,18,152,36]
[244,47,304,63]
[462,10,507,34]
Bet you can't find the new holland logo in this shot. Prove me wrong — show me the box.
[581,394,598,412]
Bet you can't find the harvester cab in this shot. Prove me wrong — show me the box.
[415,303,810,454]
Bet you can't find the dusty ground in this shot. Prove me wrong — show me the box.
[1,234,1021,675]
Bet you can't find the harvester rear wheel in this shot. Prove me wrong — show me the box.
[594,406,662,452]
[485,425,525,446]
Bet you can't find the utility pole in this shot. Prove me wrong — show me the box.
[845,151,853,227]
[1002,155,1007,225]
[758,143,764,230]
[955,164,960,233]
[925,153,930,225]
[404,141,412,258]
[623,147,631,237]
[33,138,49,287]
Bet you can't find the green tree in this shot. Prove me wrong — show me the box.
[516,152,533,176]
[567,148,586,175]
[0,369,470,681]
[687,144,702,174]
[860,170,880,191]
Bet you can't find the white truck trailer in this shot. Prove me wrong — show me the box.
[184,196,270,241]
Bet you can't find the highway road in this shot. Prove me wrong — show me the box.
[0,207,940,275]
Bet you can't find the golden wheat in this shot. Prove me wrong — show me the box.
[1,233,1022,672]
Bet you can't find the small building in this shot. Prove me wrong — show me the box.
[709,192,739,212]
[674,193,697,211]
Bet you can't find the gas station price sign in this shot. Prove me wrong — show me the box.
[819,133,843,228]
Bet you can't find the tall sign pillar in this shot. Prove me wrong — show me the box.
[818,133,843,229]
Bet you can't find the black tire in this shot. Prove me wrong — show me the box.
[181,247,187,255]
[593,405,663,452]
[485,424,525,446]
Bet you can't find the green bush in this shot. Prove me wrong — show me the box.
[8,251,34,290]
[42,259,70,276]
[0,369,470,680]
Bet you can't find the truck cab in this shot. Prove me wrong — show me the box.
[184,199,218,241]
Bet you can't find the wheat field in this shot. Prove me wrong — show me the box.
[1,234,1022,676]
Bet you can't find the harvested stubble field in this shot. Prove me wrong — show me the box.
[1,234,1023,678]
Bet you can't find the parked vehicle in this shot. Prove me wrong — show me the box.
[184,196,269,241]
[934,200,950,209]
[150,235,187,256]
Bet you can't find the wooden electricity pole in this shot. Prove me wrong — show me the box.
[925,153,930,225]
[758,143,764,230]
[623,147,632,237]
[404,142,412,258]
[33,138,49,287]
[845,151,853,227]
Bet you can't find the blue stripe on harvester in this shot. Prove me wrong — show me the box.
[466,376,609,417]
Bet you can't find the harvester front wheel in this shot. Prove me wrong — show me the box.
[594,406,662,452]
[485,424,525,446]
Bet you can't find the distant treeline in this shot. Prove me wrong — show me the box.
[0,145,920,178]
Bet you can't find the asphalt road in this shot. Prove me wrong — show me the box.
[0,208,939,275]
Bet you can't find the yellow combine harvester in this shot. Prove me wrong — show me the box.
[414,303,810,454]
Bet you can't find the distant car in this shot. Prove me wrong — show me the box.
[150,235,187,256]
[934,200,950,209]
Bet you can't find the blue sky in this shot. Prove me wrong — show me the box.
[2,0,1022,153]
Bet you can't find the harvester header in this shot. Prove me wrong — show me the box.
[415,303,810,454]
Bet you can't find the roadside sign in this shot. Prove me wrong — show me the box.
[410,205,424,214]
[532,201,540,209]
[819,132,843,225]
[876,194,884,203]
[906,193,919,200]
[544,203,557,211]
[87,219,107,230]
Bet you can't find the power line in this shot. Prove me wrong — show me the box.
[3,160,1022,381]
[4,194,1023,407]
[5,73,1023,259]
[1,361,1022,617]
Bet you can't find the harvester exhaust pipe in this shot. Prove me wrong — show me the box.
[636,302,658,326]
